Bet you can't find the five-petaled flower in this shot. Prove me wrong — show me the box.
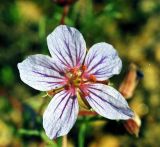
[18,25,133,139]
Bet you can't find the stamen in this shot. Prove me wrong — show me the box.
[70,67,78,75]
[64,66,94,89]
[81,65,87,71]
[47,87,64,97]
[89,74,97,82]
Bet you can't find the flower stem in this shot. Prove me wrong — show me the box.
[78,123,86,147]
[60,5,69,24]
[62,135,67,147]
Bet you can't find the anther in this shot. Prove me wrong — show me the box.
[89,74,97,82]
[81,65,87,71]
[70,67,78,75]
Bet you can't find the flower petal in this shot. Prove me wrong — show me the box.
[47,25,86,69]
[84,83,133,120]
[17,54,66,91]
[84,42,122,81]
[43,90,79,139]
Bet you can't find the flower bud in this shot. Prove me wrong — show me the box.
[119,63,143,99]
[124,113,141,137]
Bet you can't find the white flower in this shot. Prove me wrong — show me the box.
[18,25,133,139]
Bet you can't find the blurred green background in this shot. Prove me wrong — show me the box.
[0,0,160,146]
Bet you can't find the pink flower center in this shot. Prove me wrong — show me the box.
[47,66,108,98]
[64,66,96,92]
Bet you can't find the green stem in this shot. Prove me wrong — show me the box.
[78,123,86,147]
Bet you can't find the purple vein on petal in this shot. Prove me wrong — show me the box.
[88,89,121,111]
[47,92,74,137]
[93,66,117,76]
[88,95,106,111]
[32,71,63,79]
[87,55,107,73]
[63,26,84,67]
[54,36,72,67]
[34,58,65,73]
[50,34,71,67]
[75,36,83,66]
[59,95,71,119]
[87,86,133,117]
[86,49,98,67]
[73,34,78,65]
[53,92,69,114]
[62,27,74,67]
[45,91,69,131]
[67,98,75,123]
